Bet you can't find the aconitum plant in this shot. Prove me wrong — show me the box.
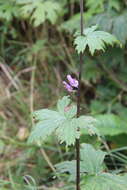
[28,1,127,190]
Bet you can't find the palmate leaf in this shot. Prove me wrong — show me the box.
[74,25,120,55]
[18,0,61,26]
[28,96,97,146]
[28,96,77,146]
[0,0,19,21]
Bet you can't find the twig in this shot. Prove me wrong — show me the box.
[30,57,37,126]
[40,148,56,173]
[11,66,35,82]
[0,62,19,90]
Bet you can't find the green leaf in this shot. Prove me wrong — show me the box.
[56,143,106,180]
[57,96,71,115]
[0,0,19,21]
[55,161,76,181]
[113,12,127,44]
[90,100,107,114]
[44,1,60,25]
[56,118,80,146]
[78,116,100,136]
[57,96,77,119]
[28,115,65,144]
[19,0,61,26]
[29,96,97,146]
[33,109,61,121]
[86,0,104,15]
[89,11,127,44]
[108,0,121,11]
[74,25,120,55]
[56,145,127,189]
[29,96,78,146]
[81,144,106,174]
[112,103,127,119]
[95,114,127,136]
[82,173,127,190]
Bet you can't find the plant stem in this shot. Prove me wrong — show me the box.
[76,0,84,190]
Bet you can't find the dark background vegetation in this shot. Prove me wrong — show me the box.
[0,0,127,189]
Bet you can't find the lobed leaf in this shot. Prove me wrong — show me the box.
[29,96,97,146]
[33,109,61,121]
[74,25,121,55]
[29,96,80,146]
[78,116,100,136]
[28,116,65,144]
[0,0,20,21]
[56,118,80,146]
[19,0,61,26]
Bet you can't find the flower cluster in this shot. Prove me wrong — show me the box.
[63,75,79,92]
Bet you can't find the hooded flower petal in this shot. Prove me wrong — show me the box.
[63,81,73,92]
[67,75,79,88]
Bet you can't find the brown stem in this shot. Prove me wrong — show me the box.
[76,0,84,190]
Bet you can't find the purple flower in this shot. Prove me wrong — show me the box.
[63,75,79,92]
[67,75,79,88]
[63,81,73,92]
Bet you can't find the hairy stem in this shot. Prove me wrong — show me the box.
[76,0,84,190]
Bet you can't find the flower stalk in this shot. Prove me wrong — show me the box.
[76,0,84,190]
